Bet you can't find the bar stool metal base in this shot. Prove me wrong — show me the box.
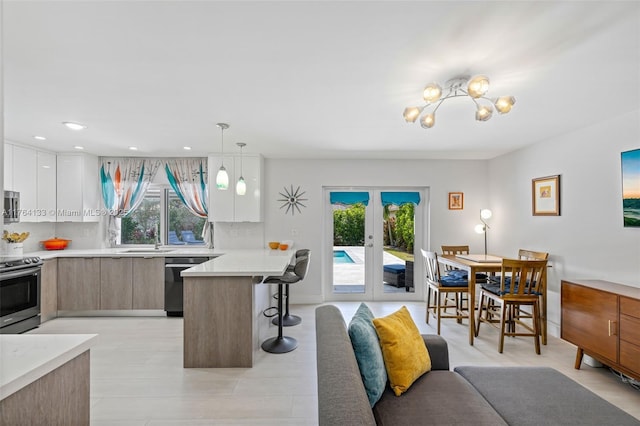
[272,314,302,327]
[261,336,298,354]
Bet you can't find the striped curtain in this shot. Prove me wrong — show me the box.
[164,158,208,218]
[100,158,162,246]
[164,158,212,246]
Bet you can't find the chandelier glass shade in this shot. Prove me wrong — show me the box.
[403,75,516,129]
[215,123,229,190]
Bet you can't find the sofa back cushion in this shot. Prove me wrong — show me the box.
[348,303,388,406]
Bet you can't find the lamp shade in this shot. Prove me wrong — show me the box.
[476,105,493,121]
[236,176,246,195]
[467,75,490,98]
[480,209,493,220]
[403,106,422,123]
[474,224,486,234]
[420,113,435,129]
[423,83,442,103]
[495,96,516,114]
[216,166,229,190]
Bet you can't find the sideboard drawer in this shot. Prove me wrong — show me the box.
[620,296,640,319]
[620,340,640,375]
[620,314,640,345]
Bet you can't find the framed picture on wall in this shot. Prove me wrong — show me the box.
[448,192,463,210]
[621,148,640,227]
[532,175,560,216]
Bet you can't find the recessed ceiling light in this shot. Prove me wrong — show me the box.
[74,145,84,150]
[42,165,51,169]
[128,146,138,151]
[33,135,47,141]
[62,121,87,130]
[183,146,192,150]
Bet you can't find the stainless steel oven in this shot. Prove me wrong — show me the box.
[0,256,42,334]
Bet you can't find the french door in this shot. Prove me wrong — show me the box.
[324,187,427,301]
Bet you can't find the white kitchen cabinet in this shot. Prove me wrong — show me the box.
[56,153,100,222]
[12,145,38,222]
[4,142,13,191]
[208,154,263,222]
[37,151,57,221]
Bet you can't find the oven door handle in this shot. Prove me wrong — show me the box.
[0,267,41,281]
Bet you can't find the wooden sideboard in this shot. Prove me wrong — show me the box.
[561,279,640,381]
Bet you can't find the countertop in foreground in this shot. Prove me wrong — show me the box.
[0,334,98,400]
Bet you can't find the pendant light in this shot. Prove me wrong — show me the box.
[236,142,247,196]
[216,123,229,190]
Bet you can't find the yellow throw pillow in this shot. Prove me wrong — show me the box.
[373,306,431,396]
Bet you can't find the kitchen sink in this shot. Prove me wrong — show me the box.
[119,248,176,254]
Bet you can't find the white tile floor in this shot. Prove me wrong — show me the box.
[30,302,640,425]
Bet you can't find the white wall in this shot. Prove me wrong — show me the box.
[487,109,640,336]
[262,159,490,303]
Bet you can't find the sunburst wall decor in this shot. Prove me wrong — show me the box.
[278,185,308,216]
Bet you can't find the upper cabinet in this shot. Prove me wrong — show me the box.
[56,153,100,222]
[208,154,263,222]
[3,143,57,222]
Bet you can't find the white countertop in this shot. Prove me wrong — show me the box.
[27,247,221,259]
[181,248,294,277]
[0,334,98,400]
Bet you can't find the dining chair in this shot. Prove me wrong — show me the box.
[440,245,488,311]
[422,249,469,335]
[475,258,547,354]
[514,249,549,334]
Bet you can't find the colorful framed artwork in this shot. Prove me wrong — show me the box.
[621,148,640,227]
[448,192,463,210]
[532,175,560,216]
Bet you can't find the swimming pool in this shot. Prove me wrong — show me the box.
[333,250,355,264]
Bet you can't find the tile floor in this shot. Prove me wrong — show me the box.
[30,301,640,425]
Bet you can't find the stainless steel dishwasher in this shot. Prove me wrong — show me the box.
[164,257,213,317]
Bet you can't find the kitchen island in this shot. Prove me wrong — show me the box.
[180,249,294,368]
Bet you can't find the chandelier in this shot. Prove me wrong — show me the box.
[403,75,516,129]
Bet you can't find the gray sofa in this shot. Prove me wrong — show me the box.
[315,304,640,426]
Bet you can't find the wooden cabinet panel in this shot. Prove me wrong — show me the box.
[620,314,640,346]
[132,257,164,309]
[100,258,133,309]
[620,341,640,375]
[57,258,100,310]
[561,281,617,363]
[620,296,640,319]
[40,259,58,322]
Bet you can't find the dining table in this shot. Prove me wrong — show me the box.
[437,254,548,346]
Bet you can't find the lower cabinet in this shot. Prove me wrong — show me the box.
[57,258,101,310]
[132,257,165,309]
[40,259,58,322]
[100,258,133,309]
[57,257,165,311]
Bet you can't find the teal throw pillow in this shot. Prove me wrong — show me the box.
[348,303,387,407]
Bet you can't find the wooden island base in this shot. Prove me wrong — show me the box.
[184,275,271,368]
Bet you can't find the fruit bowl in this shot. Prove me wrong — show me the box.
[41,237,71,250]
[268,241,280,250]
[279,243,289,250]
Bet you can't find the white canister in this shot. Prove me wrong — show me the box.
[3,242,24,260]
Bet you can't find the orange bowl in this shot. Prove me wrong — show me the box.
[268,241,280,249]
[279,243,289,251]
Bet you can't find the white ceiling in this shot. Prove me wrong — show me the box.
[3,1,639,160]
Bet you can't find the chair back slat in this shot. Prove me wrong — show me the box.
[518,249,549,261]
[500,258,547,296]
[421,249,441,283]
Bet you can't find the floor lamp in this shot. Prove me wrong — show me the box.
[474,209,492,255]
